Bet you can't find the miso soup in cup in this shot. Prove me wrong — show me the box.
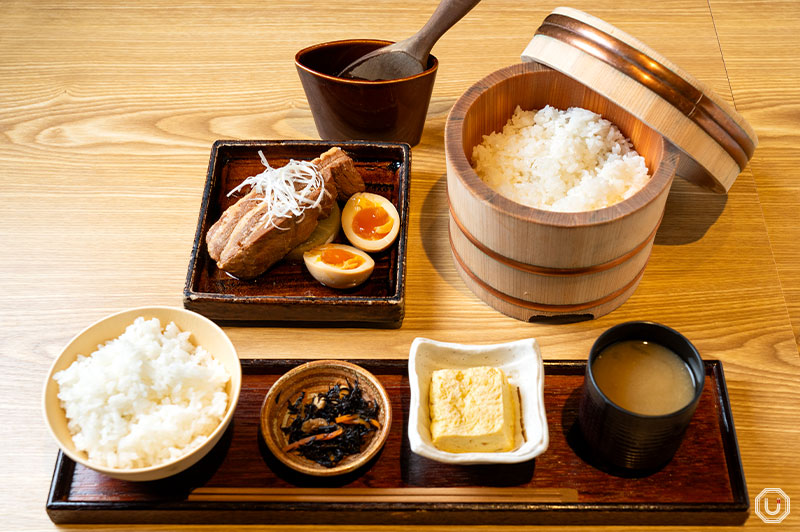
[578,321,704,471]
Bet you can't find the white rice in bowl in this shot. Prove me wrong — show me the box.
[471,105,650,212]
[53,317,230,470]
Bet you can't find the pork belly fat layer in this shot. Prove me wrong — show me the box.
[313,147,365,200]
[206,188,262,262]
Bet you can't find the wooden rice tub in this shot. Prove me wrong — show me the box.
[445,62,680,321]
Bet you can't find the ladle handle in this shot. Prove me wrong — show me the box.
[404,0,482,62]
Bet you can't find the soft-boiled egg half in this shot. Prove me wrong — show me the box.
[341,192,400,252]
[303,243,375,289]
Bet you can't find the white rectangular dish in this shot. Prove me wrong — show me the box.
[407,337,548,464]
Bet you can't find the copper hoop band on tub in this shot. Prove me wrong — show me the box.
[449,231,649,313]
[448,202,662,277]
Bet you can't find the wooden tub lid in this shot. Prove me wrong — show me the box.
[521,7,757,193]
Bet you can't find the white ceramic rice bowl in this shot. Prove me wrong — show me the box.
[42,306,242,481]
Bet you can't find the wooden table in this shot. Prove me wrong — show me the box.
[2,0,798,530]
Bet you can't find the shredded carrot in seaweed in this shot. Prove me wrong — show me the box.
[281,378,380,468]
[283,427,343,452]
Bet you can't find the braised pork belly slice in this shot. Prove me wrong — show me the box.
[205,147,366,279]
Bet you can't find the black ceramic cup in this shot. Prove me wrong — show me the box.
[578,321,704,471]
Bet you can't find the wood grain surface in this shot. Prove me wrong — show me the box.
[2,0,799,531]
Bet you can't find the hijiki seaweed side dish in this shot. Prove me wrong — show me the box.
[282,379,381,468]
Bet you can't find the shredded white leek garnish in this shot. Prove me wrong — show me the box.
[227,151,326,231]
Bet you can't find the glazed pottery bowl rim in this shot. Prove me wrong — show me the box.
[586,320,705,419]
[444,62,680,229]
[295,38,439,85]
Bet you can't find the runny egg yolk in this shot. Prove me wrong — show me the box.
[319,247,365,270]
[352,197,393,240]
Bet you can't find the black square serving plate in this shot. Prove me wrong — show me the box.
[183,140,410,328]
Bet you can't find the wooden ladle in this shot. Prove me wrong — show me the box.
[339,0,481,81]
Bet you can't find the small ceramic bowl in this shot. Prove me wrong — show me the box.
[260,360,392,476]
[295,39,438,146]
[407,337,548,465]
[42,306,242,482]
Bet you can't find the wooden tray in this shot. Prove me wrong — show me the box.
[46,359,748,526]
[183,140,410,328]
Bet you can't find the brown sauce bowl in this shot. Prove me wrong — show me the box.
[295,39,438,146]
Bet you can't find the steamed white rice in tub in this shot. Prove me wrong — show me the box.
[472,105,650,212]
[53,317,230,469]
